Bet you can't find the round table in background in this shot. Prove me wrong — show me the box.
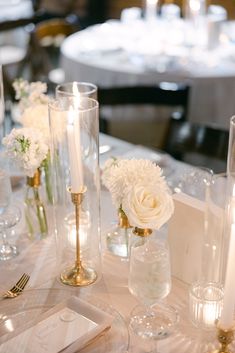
[61,18,235,129]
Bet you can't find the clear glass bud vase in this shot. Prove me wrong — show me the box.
[129,227,153,258]
[24,169,48,239]
[106,209,133,259]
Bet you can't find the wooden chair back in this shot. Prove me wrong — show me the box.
[163,117,229,171]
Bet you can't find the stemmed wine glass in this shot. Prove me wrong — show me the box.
[128,236,179,351]
[0,171,20,260]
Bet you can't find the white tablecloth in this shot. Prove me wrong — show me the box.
[61,19,235,129]
[0,134,225,352]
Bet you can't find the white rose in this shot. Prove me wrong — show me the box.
[122,183,174,230]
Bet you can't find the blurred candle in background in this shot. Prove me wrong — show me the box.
[186,0,206,20]
[145,0,158,21]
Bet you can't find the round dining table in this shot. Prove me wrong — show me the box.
[60,18,235,129]
[0,133,226,352]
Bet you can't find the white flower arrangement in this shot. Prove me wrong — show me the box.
[12,79,50,141]
[2,127,49,177]
[13,78,48,112]
[102,157,174,230]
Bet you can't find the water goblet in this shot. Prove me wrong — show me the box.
[0,205,21,260]
[0,171,20,260]
[0,170,12,214]
[128,236,179,351]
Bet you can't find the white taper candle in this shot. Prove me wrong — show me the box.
[67,110,83,193]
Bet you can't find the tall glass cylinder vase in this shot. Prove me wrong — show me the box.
[49,96,101,286]
[56,82,97,100]
[227,116,235,176]
[0,65,5,142]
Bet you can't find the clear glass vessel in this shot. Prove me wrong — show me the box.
[0,171,20,260]
[24,169,48,239]
[106,209,133,259]
[49,96,101,285]
[56,82,97,100]
[128,228,179,350]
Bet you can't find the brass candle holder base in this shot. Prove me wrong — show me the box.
[60,186,97,287]
[60,263,97,287]
[212,325,234,353]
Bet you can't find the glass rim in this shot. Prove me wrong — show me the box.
[189,281,224,301]
[56,81,98,96]
[48,97,99,113]
[230,115,235,124]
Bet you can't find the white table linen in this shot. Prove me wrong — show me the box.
[0,134,224,352]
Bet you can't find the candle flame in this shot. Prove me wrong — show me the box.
[189,0,200,12]
[147,0,158,4]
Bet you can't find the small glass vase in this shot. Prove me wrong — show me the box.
[106,209,133,259]
[24,169,48,239]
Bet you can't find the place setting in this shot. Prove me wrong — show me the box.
[1,62,235,353]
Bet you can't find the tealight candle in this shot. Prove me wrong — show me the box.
[67,224,87,249]
[189,282,224,330]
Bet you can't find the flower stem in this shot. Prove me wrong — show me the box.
[33,187,48,235]
[42,154,53,204]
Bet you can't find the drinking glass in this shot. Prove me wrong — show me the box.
[128,236,179,350]
[173,166,213,201]
[0,171,20,260]
[0,170,11,215]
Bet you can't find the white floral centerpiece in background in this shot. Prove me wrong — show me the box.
[3,127,49,238]
[102,157,174,255]
[12,79,52,203]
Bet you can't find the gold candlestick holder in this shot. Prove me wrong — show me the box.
[60,186,97,286]
[212,324,235,353]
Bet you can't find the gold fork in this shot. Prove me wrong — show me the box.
[2,273,30,299]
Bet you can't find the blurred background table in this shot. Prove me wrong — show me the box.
[61,18,235,129]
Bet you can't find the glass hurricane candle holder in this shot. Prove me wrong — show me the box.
[0,65,4,141]
[189,281,224,330]
[56,82,97,100]
[227,116,235,176]
[49,96,101,286]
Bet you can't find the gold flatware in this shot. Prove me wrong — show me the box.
[2,273,30,299]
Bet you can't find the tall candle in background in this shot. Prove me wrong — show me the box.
[186,0,206,20]
[219,186,235,329]
[145,0,158,21]
[67,109,83,193]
